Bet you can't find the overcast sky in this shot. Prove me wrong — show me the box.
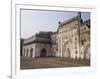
[21,9,90,39]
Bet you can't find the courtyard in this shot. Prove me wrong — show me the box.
[20,57,90,69]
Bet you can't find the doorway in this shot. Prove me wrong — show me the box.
[40,48,47,57]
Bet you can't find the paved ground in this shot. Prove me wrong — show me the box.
[20,57,90,69]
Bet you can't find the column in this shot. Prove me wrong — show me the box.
[28,48,30,57]
[61,31,62,57]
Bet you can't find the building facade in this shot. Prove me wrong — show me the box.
[57,15,80,59]
[80,20,90,60]
[22,32,52,58]
[51,32,58,56]
[22,13,90,60]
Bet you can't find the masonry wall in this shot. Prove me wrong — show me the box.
[22,43,51,58]
[58,19,80,59]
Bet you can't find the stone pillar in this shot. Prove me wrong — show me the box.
[32,45,35,58]
[57,35,59,57]
[28,48,30,57]
[61,31,63,57]
[32,50,35,58]
[26,49,27,57]
[25,49,27,56]
[78,12,81,59]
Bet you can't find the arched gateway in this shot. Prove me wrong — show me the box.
[40,48,47,57]
[66,48,70,58]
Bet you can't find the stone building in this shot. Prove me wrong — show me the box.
[22,32,52,58]
[22,13,90,60]
[80,20,90,60]
[51,32,58,56]
[57,14,80,59]
[57,13,90,60]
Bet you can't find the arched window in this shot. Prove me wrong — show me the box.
[75,50,77,54]
[81,40,84,45]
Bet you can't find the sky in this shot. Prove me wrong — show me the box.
[21,9,90,39]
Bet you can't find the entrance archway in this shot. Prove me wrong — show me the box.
[66,48,70,58]
[40,48,47,57]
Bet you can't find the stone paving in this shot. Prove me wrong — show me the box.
[20,56,90,69]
